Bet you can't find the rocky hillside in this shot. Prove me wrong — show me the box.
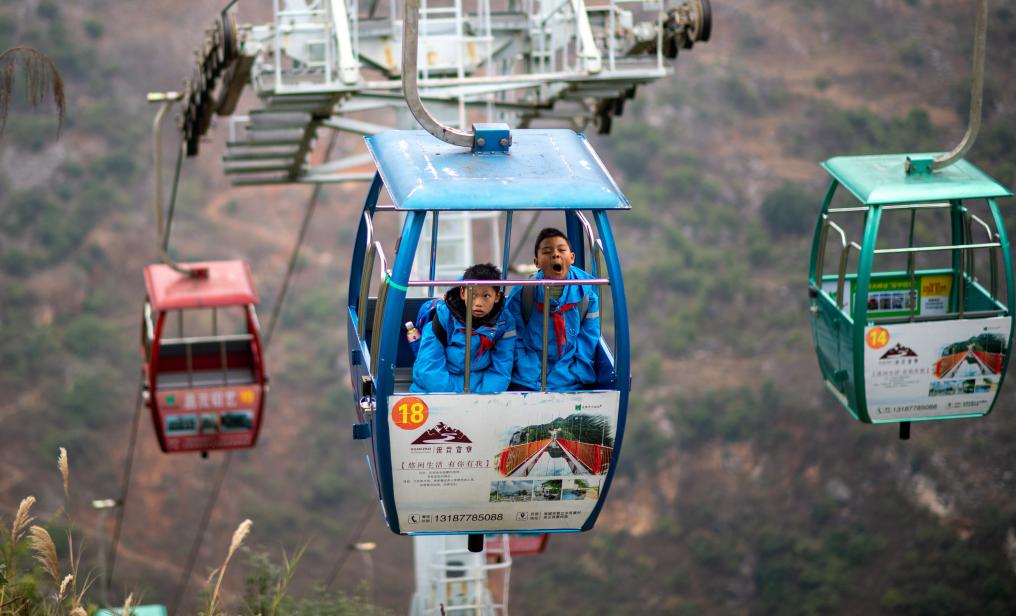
[2,0,1016,613]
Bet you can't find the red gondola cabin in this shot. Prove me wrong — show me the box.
[141,260,267,453]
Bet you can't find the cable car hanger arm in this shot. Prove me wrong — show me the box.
[908,0,987,174]
[401,0,472,148]
[148,91,207,278]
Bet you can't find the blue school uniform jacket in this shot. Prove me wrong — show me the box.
[411,292,517,394]
[506,267,600,391]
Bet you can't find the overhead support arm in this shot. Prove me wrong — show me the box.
[148,91,206,278]
[908,0,987,175]
[401,0,474,148]
[933,0,987,171]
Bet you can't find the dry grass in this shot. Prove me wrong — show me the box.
[0,46,66,136]
[10,496,35,544]
[0,447,107,614]
[28,525,60,584]
[58,574,73,601]
[205,519,253,616]
[57,448,69,502]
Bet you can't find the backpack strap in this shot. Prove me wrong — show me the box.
[521,285,591,325]
[520,285,535,326]
[431,316,447,346]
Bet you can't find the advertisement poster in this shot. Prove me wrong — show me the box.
[387,391,620,533]
[823,274,951,317]
[158,385,261,451]
[864,317,1010,420]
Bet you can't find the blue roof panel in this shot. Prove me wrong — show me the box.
[365,129,630,211]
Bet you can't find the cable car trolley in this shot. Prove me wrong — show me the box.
[347,126,631,540]
[142,260,268,453]
[807,1,1014,438]
[808,155,1013,433]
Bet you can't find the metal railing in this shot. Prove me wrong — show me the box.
[147,307,254,389]
[358,238,611,390]
[816,205,1006,322]
[422,537,512,616]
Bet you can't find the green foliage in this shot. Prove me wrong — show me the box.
[606,116,664,181]
[62,314,120,358]
[896,38,925,67]
[241,549,389,616]
[0,11,16,37]
[59,366,120,430]
[36,0,60,20]
[615,409,672,476]
[784,105,940,159]
[760,181,818,238]
[0,448,92,614]
[754,529,851,616]
[0,324,62,389]
[673,386,768,446]
[1,113,61,151]
[83,19,104,39]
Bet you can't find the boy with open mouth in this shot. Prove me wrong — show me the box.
[506,227,600,391]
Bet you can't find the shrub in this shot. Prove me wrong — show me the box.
[760,182,817,238]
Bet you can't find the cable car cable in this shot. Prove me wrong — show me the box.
[322,498,378,590]
[104,376,146,595]
[168,452,232,616]
[263,131,339,348]
[106,96,194,600]
[166,133,337,613]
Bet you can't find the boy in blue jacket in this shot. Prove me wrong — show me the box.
[411,263,517,393]
[506,228,600,391]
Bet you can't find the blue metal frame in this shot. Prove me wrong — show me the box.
[347,134,633,536]
[583,210,630,530]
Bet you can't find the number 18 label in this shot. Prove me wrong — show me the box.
[392,396,429,430]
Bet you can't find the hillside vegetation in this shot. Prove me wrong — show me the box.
[2,0,1016,614]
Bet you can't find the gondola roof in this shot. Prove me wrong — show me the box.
[365,129,631,212]
[822,154,1012,206]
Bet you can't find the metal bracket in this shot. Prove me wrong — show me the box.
[472,123,511,153]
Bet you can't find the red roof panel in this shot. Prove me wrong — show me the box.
[144,260,259,311]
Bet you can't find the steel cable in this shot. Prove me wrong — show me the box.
[168,452,232,616]
[167,130,338,613]
[104,375,145,595]
[323,498,378,591]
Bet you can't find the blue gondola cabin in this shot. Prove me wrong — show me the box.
[347,127,631,536]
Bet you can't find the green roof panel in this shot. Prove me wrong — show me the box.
[96,606,168,616]
[822,154,1012,205]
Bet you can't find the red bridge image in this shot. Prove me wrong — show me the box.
[934,348,1004,379]
[497,429,612,477]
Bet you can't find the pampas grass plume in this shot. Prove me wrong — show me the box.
[58,447,69,501]
[11,495,35,544]
[59,574,73,600]
[28,525,60,583]
[207,519,253,616]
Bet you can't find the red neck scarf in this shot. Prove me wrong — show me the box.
[456,328,498,357]
[535,301,579,356]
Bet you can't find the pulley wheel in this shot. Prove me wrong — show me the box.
[690,0,712,43]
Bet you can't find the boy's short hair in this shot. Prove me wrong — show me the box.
[533,227,571,256]
[462,263,502,283]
